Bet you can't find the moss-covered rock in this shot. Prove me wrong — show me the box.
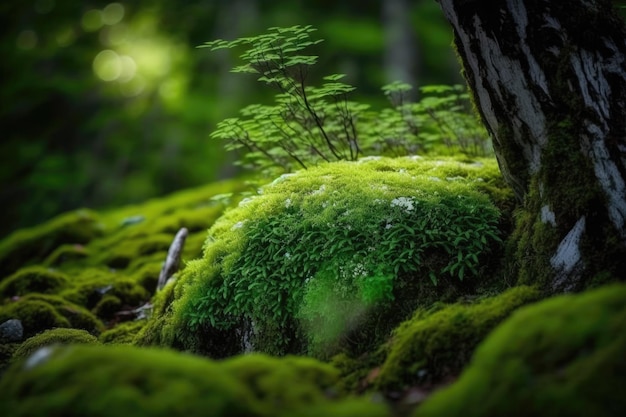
[0,344,390,417]
[415,284,626,417]
[147,157,507,358]
[375,285,541,391]
[12,328,99,361]
[0,294,103,338]
[0,266,68,299]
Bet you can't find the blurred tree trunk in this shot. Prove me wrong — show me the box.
[436,0,626,291]
[213,0,260,178]
[383,0,417,95]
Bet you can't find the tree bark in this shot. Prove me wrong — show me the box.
[436,0,626,291]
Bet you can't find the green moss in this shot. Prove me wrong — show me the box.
[0,344,390,417]
[0,209,103,277]
[99,320,146,345]
[43,243,90,267]
[133,279,179,348]
[0,342,19,374]
[220,354,340,410]
[330,348,388,394]
[61,269,149,312]
[159,157,506,357]
[0,299,70,338]
[415,284,626,417]
[130,262,163,294]
[12,328,99,361]
[376,286,542,391]
[92,294,123,320]
[0,266,68,299]
[95,234,173,270]
[0,294,103,338]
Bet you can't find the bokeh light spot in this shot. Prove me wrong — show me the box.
[93,50,122,81]
[118,55,137,82]
[82,10,103,32]
[17,30,38,50]
[103,3,125,26]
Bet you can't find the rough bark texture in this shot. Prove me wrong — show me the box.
[436,0,626,291]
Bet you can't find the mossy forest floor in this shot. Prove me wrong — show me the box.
[0,157,624,417]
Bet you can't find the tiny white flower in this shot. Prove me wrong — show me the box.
[312,184,327,195]
[285,198,292,208]
[391,196,414,212]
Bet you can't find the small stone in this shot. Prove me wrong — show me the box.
[0,319,24,343]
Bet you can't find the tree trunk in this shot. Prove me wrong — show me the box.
[436,0,626,291]
[383,0,418,94]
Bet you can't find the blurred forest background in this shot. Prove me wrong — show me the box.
[0,0,473,238]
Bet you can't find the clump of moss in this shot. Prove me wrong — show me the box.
[0,266,68,299]
[0,344,390,417]
[415,284,626,417]
[376,285,541,391]
[60,269,150,314]
[99,320,145,345]
[95,234,174,270]
[43,243,90,267]
[92,294,124,320]
[220,354,342,412]
[0,343,19,374]
[133,278,178,348]
[12,328,99,361]
[0,209,103,277]
[155,157,506,357]
[0,294,103,338]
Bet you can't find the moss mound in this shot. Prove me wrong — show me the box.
[149,157,507,357]
[375,285,541,390]
[0,209,103,277]
[0,294,102,338]
[415,284,626,417]
[0,266,68,298]
[0,344,390,417]
[12,328,99,361]
[99,320,145,345]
